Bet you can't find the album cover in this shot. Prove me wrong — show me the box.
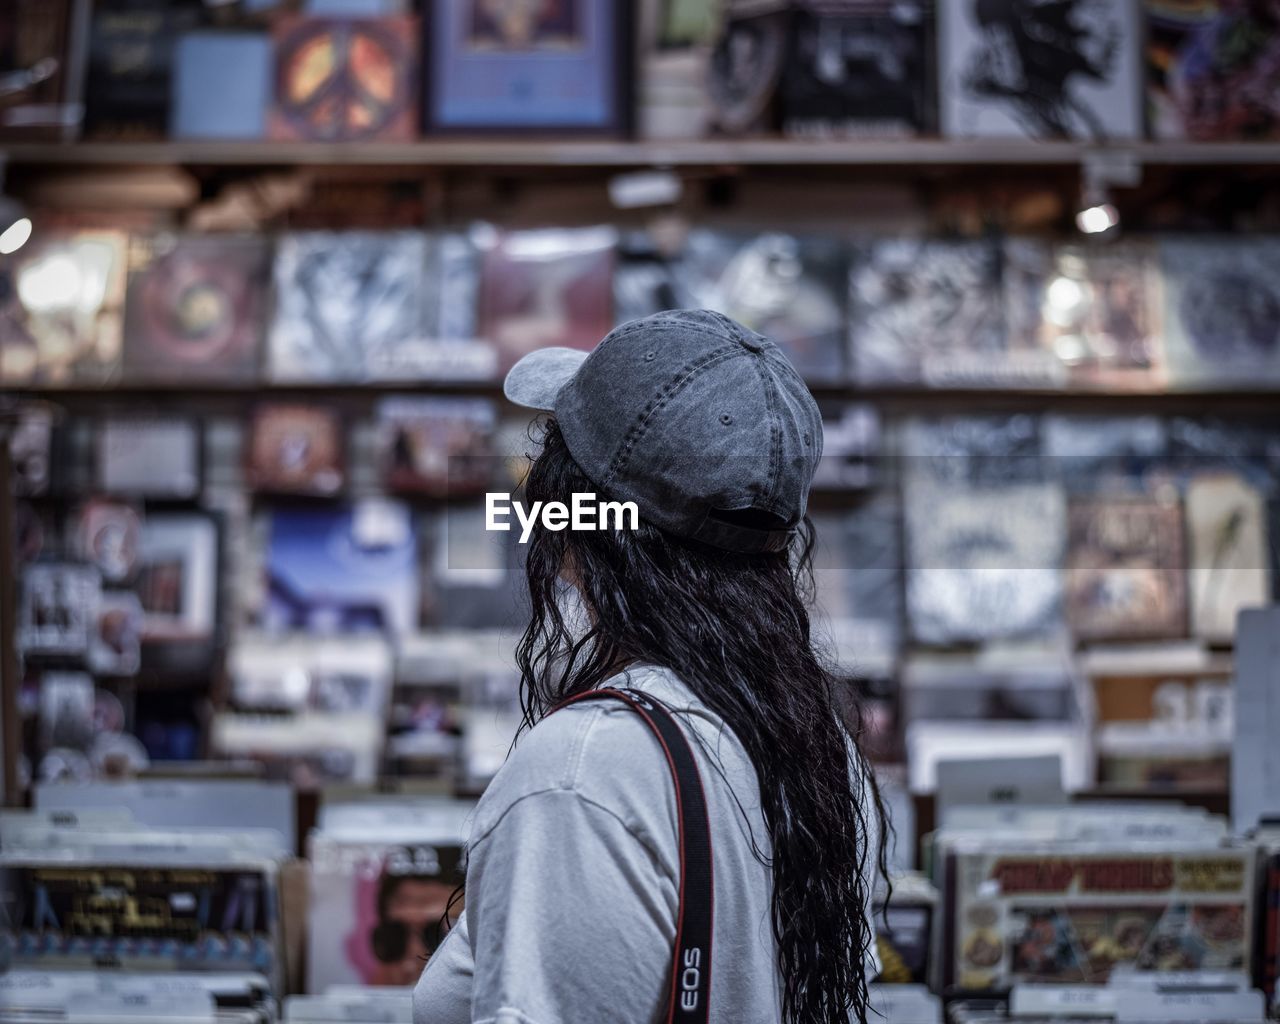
[74,499,142,584]
[268,231,429,382]
[1159,238,1280,388]
[1003,240,1166,391]
[0,0,89,141]
[813,403,880,490]
[1167,416,1280,498]
[424,0,629,133]
[97,417,201,499]
[901,414,1044,488]
[171,31,272,139]
[812,499,902,675]
[848,239,1013,387]
[247,404,344,496]
[462,666,523,791]
[1064,497,1187,642]
[122,234,270,383]
[420,506,524,631]
[0,231,128,386]
[709,11,789,134]
[938,0,1142,140]
[136,512,219,648]
[18,564,101,658]
[681,230,849,384]
[1148,1,1280,140]
[613,230,683,326]
[0,856,282,989]
[263,503,418,637]
[211,711,384,788]
[377,397,496,497]
[905,480,1066,645]
[875,885,936,986]
[88,590,144,677]
[1042,415,1168,495]
[782,1,935,139]
[307,835,464,992]
[83,0,205,139]
[228,634,392,718]
[11,406,52,497]
[1186,473,1272,644]
[946,847,1255,990]
[271,16,419,142]
[38,671,95,754]
[475,227,615,375]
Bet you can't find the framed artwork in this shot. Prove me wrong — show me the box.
[423,0,633,134]
[136,511,221,679]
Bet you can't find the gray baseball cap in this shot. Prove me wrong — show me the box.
[503,309,823,554]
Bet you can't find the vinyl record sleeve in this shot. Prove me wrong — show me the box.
[1185,473,1271,643]
[681,229,849,384]
[97,417,201,499]
[306,836,464,992]
[0,854,283,992]
[1158,238,1280,389]
[11,407,53,497]
[268,231,429,383]
[1147,1,1280,141]
[1064,496,1187,642]
[782,1,935,139]
[946,847,1255,991]
[848,238,1013,387]
[18,564,101,658]
[1003,240,1166,391]
[122,234,269,383]
[376,397,496,497]
[271,16,419,142]
[136,512,219,644]
[262,502,418,637]
[905,479,1066,645]
[475,226,615,375]
[938,0,1142,140]
[83,0,204,139]
[708,11,789,134]
[0,231,128,386]
[0,0,87,141]
[247,404,344,496]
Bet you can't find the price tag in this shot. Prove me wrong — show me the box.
[1011,985,1115,1018]
[1114,987,1264,1023]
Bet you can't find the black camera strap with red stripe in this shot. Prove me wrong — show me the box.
[552,687,713,1024]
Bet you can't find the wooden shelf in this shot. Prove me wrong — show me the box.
[6,139,1280,170]
[10,381,1280,411]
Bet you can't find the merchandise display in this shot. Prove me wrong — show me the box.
[3,4,1280,1013]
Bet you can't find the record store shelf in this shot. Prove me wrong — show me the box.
[6,139,1280,170]
[14,381,1280,415]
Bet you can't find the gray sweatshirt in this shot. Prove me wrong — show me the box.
[413,663,880,1024]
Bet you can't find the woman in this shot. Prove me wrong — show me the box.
[414,309,887,1024]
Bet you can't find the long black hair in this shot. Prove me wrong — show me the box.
[514,417,890,1024]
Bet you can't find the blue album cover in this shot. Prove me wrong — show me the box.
[263,503,418,636]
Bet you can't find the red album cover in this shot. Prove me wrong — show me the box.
[122,234,269,383]
[271,16,419,143]
[475,227,615,374]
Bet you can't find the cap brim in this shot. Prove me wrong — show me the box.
[502,347,589,411]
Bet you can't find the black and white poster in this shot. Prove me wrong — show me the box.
[938,0,1141,140]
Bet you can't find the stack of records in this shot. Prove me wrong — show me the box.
[0,805,291,1001]
[929,805,1255,998]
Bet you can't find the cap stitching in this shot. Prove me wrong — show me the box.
[751,352,787,519]
[600,343,743,489]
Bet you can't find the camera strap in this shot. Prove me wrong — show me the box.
[552,686,713,1024]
